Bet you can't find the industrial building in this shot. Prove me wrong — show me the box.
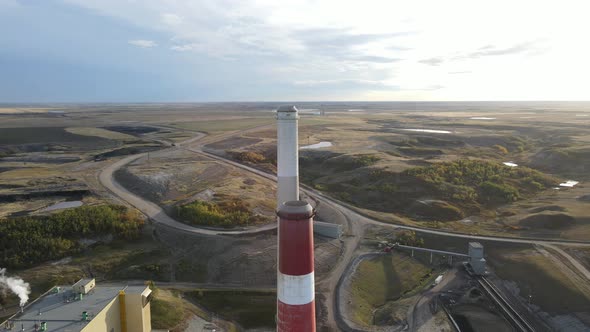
[314,221,343,239]
[468,242,486,275]
[2,279,152,332]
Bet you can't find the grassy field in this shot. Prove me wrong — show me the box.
[0,127,115,147]
[348,253,433,325]
[224,107,590,239]
[0,167,61,181]
[65,127,137,141]
[170,118,273,133]
[150,288,192,329]
[487,248,590,314]
[115,149,277,225]
[187,289,276,329]
[0,107,61,114]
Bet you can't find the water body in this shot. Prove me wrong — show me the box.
[559,180,579,187]
[42,201,83,212]
[300,141,332,149]
[470,117,496,120]
[348,109,365,112]
[402,129,452,134]
[503,162,518,167]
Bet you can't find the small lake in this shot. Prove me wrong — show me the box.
[42,201,83,212]
[300,141,333,150]
[402,129,452,134]
[559,180,579,187]
[503,162,518,167]
[470,117,496,120]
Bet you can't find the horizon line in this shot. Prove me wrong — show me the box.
[1,100,590,105]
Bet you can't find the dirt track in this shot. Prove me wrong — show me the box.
[98,126,590,331]
[98,133,276,236]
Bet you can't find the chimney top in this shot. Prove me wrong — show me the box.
[277,200,314,219]
[277,105,298,113]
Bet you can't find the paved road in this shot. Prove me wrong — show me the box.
[188,145,590,331]
[100,128,590,330]
[100,126,590,247]
[98,134,277,236]
[194,147,590,247]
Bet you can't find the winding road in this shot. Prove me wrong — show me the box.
[98,132,277,236]
[98,126,590,330]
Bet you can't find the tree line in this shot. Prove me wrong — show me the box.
[0,205,144,268]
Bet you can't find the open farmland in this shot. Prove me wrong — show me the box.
[216,105,590,240]
[0,102,589,331]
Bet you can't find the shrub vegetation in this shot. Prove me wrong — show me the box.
[0,205,144,268]
[306,159,559,221]
[175,197,266,227]
[404,159,556,205]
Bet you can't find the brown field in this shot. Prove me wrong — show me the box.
[1,102,589,330]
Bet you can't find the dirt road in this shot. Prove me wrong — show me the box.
[98,134,276,236]
[542,243,590,281]
[99,127,590,331]
[188,145,590,331]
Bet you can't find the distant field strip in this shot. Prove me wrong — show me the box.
[0,108,61,114]
[170,118,273,133]
[65,127,136,140]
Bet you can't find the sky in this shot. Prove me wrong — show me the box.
[1,0,589,102]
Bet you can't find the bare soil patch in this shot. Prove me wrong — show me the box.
[205,136,262,150]
[519,213,576,229]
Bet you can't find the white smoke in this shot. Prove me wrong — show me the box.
[0,268,30,306]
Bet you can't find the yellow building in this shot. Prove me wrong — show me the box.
[4,279,152,332]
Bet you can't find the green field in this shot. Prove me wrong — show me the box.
[304,158,558,222]
[151,295,185,329]
[188,290,276,329]
[0,205,144,268]
[349,253,433,325]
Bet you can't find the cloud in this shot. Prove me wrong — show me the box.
[419,57,444,66]
[348,55,401,63]
[421,41,541,66]
[170,43,195,51]
[295,28,411,49]
[49,0,589,101]
[128,39,157,48]
[292,28,411,64]
[293,79,389,87]
[161,13,182,26]
[463,42,537,58]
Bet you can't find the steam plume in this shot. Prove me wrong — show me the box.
[0,268,30,306]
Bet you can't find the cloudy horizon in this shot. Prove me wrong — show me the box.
[1,0,589,102]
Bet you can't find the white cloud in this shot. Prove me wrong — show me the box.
[161,13,182,26]
[170,43,196,51]
[128,39,157,48]
[64,0,590,100]
[293,79,387,87]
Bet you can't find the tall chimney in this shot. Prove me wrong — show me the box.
[276,105,299,205]
[276,201,316,332]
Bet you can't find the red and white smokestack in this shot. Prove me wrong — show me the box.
[277,201,316,332]
[276,105,299,206]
